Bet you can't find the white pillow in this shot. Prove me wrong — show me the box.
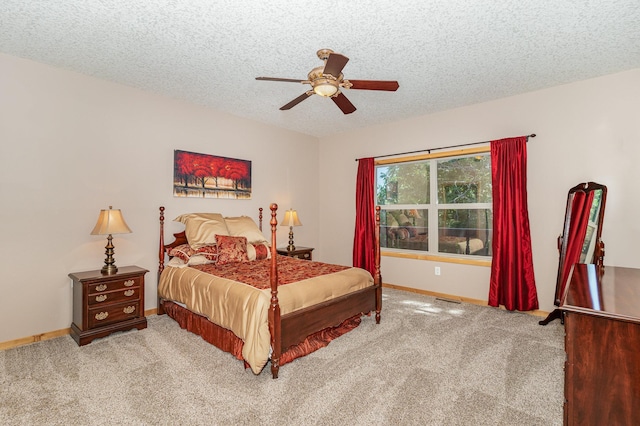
[246,242,257,261]
[174,213,229,248]
[187,254,214,266]
[167,257,187,268]
[224,216,268,244]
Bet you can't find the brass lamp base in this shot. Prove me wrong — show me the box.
[101,264,118,275]
[101,234,119,275]
[287,226,296,251]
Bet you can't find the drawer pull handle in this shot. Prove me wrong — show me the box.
[95,295,107,302]
[124,289,135,297]
[95,284,107,292]
[123,306,136,314]
[124,280,135,287]
[95,312,109,321]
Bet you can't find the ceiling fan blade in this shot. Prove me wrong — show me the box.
[280,92,313,110]
[331,92,356,114]
[256,77,305,83]
[348,80,399,91]
[323,53,349,78]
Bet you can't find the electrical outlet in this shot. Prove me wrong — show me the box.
[435,266,441,276]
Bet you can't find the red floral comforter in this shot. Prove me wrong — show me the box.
[190,255,349,290]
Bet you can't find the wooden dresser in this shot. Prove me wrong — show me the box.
[560,264,640,426]
[70,265,148,346]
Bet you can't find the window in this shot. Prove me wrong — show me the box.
[376,149,492,258]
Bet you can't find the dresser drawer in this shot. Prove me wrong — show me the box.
[88,300,141,329]
[88,287,140,305]
[89,276,141,294]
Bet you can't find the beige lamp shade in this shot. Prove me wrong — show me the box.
[281,209,302,227]
[91,206,131,275]
[90,206,132,235]
[281,209,301,252]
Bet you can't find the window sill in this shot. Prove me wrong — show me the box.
[381,250,491,267]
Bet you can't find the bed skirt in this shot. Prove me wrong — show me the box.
[162,300,362,371]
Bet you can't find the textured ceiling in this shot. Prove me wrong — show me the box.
[2,1,640,138]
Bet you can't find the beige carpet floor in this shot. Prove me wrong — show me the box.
[0,288,565,425]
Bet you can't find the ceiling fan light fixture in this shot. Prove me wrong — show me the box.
[313,79,339,97]
[256,49,399,114]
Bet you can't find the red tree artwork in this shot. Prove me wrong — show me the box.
[173,150,251,199]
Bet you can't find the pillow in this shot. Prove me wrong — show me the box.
[216,235,249,265]
[247,242,271,261]
[174,213,229,248]
[224,216,268,244]
[167,256,187,268]
[168,244,196,263]
[195,244,218,262]
[254,242,270,260]
[187,255,213,266]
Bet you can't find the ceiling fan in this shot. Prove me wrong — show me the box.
[256,49,399,114]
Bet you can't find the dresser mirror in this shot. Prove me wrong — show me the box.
[539,182,607,325]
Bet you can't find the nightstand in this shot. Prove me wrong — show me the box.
[276,246,314,261]
[69,265,148,346]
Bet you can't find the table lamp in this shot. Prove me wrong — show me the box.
[90,206,132,274]
[281,209,302,251]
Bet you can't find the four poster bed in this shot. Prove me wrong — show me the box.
[157,204,382,378]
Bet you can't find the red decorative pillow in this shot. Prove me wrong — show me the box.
[195,244,218,262]
[168,244,196,263]
[216,235,249,265]
[252,243,270,260]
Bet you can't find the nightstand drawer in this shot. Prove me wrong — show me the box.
[88,287,141,305]
[88,300,141,329]
[89,276,141,294]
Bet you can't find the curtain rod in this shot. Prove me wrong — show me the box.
[355,133,536,161]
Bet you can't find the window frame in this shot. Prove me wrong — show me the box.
[376,146,492,266]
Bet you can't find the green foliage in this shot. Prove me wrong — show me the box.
[437,155,492,203]
[377,161,430,205]
[376,153,493,246]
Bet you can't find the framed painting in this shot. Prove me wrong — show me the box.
[173,150,252,199]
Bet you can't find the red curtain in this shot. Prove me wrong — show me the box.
[489,137,539,311]
[556,190,594,303]
[353,157,376,276]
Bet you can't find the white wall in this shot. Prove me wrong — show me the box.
[0,53,319,343]
[319,69,640,313]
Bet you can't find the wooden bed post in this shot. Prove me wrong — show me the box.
[374,206,382,324]
[158,206,166,316]
[268,203,281,379]
[258,207,263,231]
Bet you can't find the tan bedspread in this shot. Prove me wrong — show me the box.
[158,257,374,374]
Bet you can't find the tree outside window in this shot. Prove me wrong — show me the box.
[376,151,492,257]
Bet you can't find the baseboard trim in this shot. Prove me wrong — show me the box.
[382,283,550,318]
[0,308,158,351]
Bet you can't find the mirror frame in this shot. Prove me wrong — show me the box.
[540,181,607,325]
